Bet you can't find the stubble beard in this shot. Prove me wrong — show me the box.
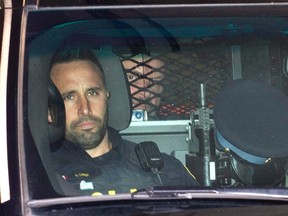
[66,112,108,150]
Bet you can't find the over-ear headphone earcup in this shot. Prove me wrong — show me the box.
[48,79,66,145]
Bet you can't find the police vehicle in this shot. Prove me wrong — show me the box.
[2,0,288,215]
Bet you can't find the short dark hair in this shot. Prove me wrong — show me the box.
[50,38,105,83]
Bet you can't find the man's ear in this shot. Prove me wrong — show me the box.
[48,109,53,124]
[106,89,111,99]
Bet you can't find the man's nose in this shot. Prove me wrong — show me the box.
[77,96,92,116]
[134,78,153,89]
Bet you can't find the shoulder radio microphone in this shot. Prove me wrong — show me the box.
[135,141,164,185]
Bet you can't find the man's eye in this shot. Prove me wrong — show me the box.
[152,76,163,82]
[148,72,164,82]
[63,95,74,101]
[127,74,136,81]
[88,90,99,96]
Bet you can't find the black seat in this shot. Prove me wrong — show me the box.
[28,25,132,194]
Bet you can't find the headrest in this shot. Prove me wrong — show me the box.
[94,50,132,131]
[213,79,288,163]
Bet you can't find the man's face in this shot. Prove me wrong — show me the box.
[122,54,164,117]
[50,60,109,150]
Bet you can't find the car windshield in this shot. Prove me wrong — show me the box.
[24,4,288,207]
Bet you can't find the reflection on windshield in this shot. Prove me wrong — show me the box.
[27,12,288,200]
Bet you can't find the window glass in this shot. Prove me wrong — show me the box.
[25,8,288,199]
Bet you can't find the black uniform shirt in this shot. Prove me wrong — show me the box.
[51,128,199,196]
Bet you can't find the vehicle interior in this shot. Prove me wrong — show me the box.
[15,2,288,211]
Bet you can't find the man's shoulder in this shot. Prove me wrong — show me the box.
[119,138,137,151]
[161,153,183,168]
[160,152,200,186]
[50,140,86,168]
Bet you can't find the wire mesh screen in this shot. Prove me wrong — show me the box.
[121,39,232,120]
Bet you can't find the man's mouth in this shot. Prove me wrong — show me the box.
[76,121,97,131]
[71,115,102,131]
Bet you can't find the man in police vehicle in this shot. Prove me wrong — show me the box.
[48,40,199,196]
[122,53,165,120]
